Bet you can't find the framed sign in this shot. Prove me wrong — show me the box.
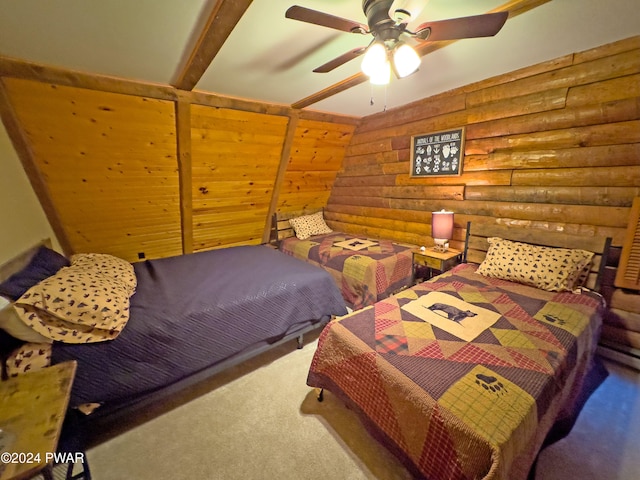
[410,127,465,177]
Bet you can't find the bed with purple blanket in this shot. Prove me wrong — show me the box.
[0,243,347,430]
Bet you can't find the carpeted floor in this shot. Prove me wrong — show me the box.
[535,359,640,479]
[46,333,640,480]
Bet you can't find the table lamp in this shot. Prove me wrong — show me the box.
[431,210,454,252]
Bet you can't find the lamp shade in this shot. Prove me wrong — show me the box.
[432,210,454,240]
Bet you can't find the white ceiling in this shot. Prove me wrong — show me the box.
[0,0,638,118]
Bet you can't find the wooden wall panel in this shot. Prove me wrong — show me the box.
[330,35,640,357]
[1,55,359,259]
[277,119,355,214]
[190,105,288,250]
[3,78,182,261]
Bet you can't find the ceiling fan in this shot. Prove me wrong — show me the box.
[285,0,508,83]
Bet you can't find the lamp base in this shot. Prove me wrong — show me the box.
[433,239,449,252]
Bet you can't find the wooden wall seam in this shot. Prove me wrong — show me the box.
[263,112,300,243]
[175,96,193,254]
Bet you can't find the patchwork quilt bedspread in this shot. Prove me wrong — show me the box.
[280,232,413,310]
[307,263,604,480]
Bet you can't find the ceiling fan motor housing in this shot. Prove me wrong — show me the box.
[363,0,405,44]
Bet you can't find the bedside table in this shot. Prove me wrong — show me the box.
[412,248,462,283]
[0,361,77,480]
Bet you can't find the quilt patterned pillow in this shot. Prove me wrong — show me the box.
[289,211,332,240]
[476,237,594,292]
[13,262,134,344]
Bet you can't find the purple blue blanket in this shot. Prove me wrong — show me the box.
[52,245,346,410]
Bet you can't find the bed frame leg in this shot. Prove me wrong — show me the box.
[316,388,324,402]
[296,334,304,349]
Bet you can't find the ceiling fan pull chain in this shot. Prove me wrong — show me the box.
[384,84,388,112]
[370,82,374,106]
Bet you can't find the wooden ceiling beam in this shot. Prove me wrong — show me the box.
[0,55,177,101]
[291,0,552,110]
[291,75,367,110]
[173,0,253,91]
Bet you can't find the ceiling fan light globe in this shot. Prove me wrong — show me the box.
[361,42,387,77]
[394,43,421,78]
[368,60,391,85]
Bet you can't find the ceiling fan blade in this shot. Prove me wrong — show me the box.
[285,5,368,34]
[313,47,367,73]
[415,11,508,42]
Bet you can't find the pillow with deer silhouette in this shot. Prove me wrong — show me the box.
[12,257,135,344]
[71,253,137,295]
[5,341,52,378]
[476,237,594,292]
[289,211,332,240]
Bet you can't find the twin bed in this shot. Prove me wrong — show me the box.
[0,243,347,430]
[1,219,610,480]
[272,210,415,310]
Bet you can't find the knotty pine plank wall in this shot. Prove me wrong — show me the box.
[0,74,357,261]
[278,118,356,214]
[328,35,640,355]
[190,106,289,250]
[3,78,183,261]
[190,113,355,250]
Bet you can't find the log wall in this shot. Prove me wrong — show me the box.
[328,35,640,357]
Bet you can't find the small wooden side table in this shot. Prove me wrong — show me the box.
[0,361,77,480]
[412,248,462,283]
